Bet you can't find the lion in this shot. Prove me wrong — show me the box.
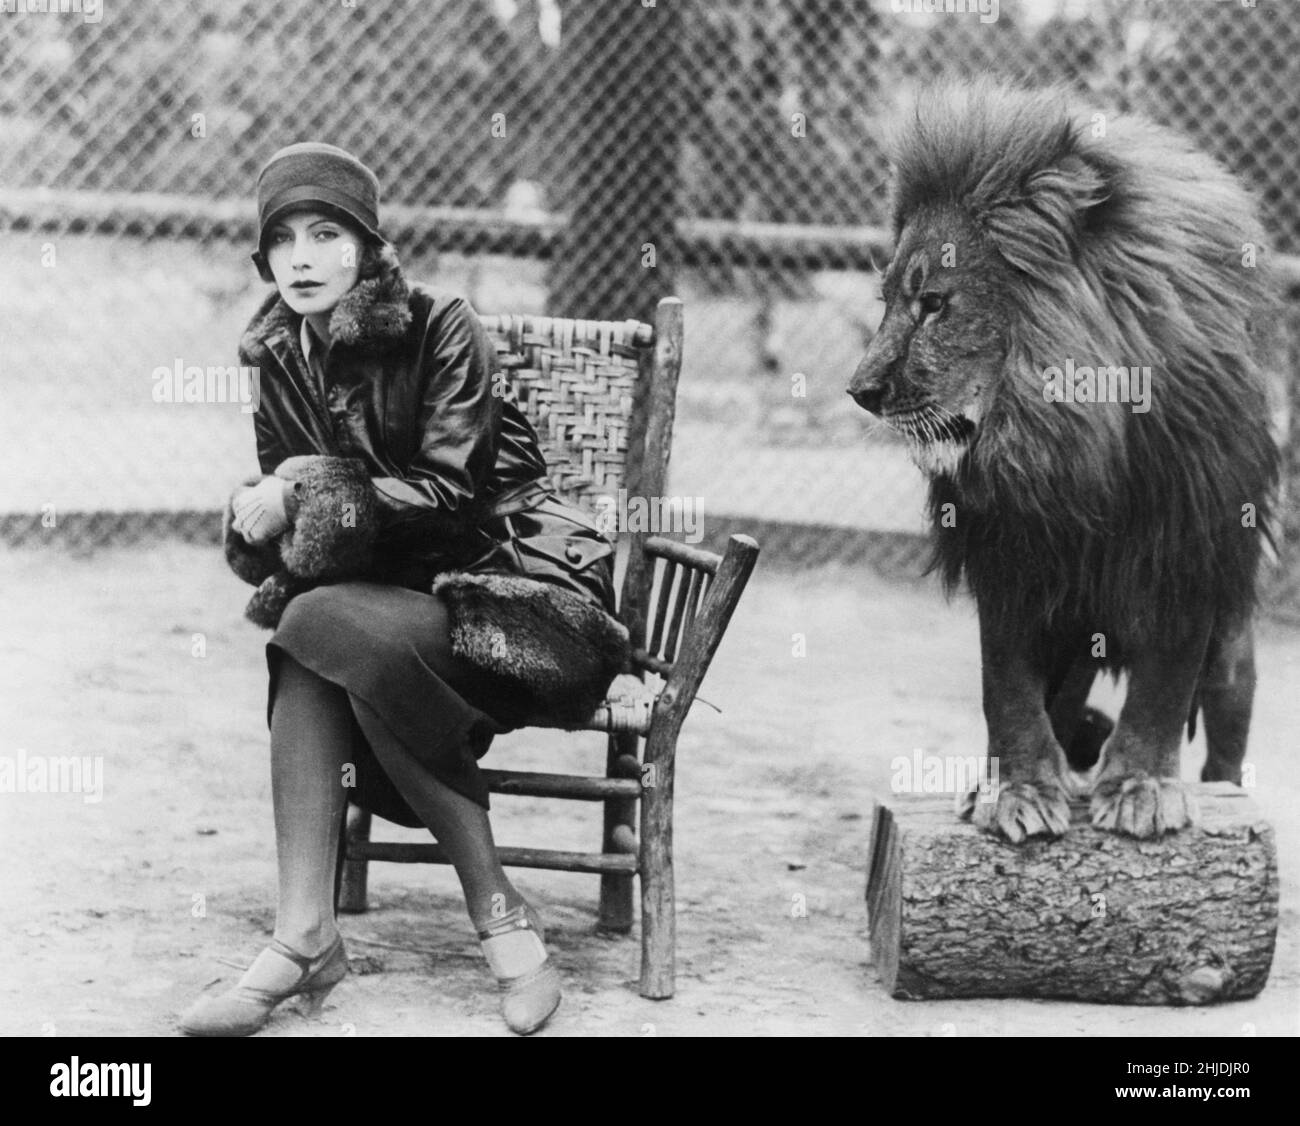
[847,81,1279,843]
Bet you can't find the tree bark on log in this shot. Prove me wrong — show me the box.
[866,783,1277,1004]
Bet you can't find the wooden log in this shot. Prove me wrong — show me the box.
[866,782,1278,1004]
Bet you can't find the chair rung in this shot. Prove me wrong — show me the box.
[349,841,639,875]
[631,649,673,677]
[483,769,643,801]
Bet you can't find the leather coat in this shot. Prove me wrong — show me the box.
[238,253,617,611]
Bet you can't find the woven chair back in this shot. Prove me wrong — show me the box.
[478,314,654,511]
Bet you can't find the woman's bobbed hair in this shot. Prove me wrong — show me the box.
[356,235,400,284]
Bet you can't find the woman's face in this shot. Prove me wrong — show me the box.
[265,209,364,317]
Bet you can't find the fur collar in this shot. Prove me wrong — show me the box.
[238,243,413,364]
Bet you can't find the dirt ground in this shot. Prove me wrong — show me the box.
[2,541,1297,1037]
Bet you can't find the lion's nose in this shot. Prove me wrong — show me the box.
[847,383,885,413]
[847,355,889,413]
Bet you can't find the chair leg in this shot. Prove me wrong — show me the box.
[599,732,638,933]
[338,804,371,915]
[598,868,634,934]
[639,728,677,999]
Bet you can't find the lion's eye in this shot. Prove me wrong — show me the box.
[918,292,946,318]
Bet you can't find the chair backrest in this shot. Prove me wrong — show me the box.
[478,309,667,511]
[480,299,685,657]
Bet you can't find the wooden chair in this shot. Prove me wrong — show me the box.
[337,297,761,998]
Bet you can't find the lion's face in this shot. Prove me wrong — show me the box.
[848,207,1011,477]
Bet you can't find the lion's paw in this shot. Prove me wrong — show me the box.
[957,779,1070,843]
[1089,773,1197,838]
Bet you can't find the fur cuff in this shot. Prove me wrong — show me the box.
[273,455,380,579]
[222,475,281,586]
[244,572,313,630]
[433,572,630,727]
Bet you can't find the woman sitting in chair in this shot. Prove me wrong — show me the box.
[179,143,627,1037]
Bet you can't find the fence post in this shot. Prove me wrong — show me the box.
[547,0,683,323]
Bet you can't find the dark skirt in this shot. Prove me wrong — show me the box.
[265,581,536,823]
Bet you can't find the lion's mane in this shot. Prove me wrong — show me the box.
[892,81,1279,660]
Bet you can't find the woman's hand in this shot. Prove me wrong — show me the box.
[231,476,292,545]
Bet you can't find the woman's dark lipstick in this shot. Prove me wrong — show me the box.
[291,280,322,290]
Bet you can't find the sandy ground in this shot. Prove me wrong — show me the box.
[1,541,1298,1037]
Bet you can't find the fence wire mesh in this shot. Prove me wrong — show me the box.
[1,0,1297,614]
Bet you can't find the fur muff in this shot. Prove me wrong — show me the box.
[223,455,381,629]
[274,455,379,579]
[433,572,630,727]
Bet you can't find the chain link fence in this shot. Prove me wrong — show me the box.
[1,0,1297,614]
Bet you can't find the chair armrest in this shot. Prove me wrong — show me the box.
[653,534,759,726]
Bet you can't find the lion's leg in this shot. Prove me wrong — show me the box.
[958,601,1071,843]
[1199,614,1255,785]
[1090,615,1212,838]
